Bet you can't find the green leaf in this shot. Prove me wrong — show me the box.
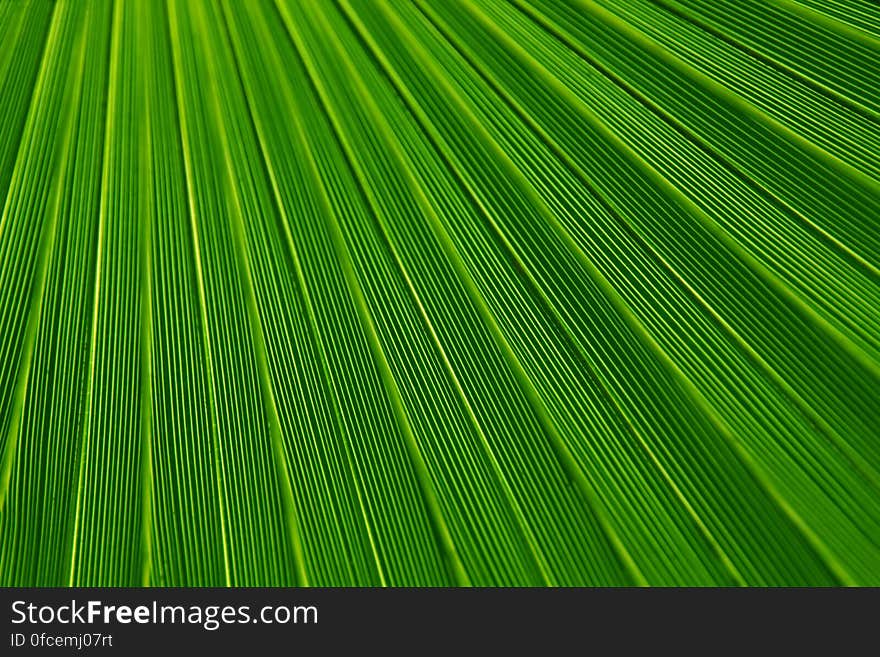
[1,0,878,586]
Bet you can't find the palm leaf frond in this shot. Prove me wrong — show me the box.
[1,0,878,586]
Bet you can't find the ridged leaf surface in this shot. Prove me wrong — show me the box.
[0,0,878,586]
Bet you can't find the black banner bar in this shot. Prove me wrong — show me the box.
[0,588,872,654]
